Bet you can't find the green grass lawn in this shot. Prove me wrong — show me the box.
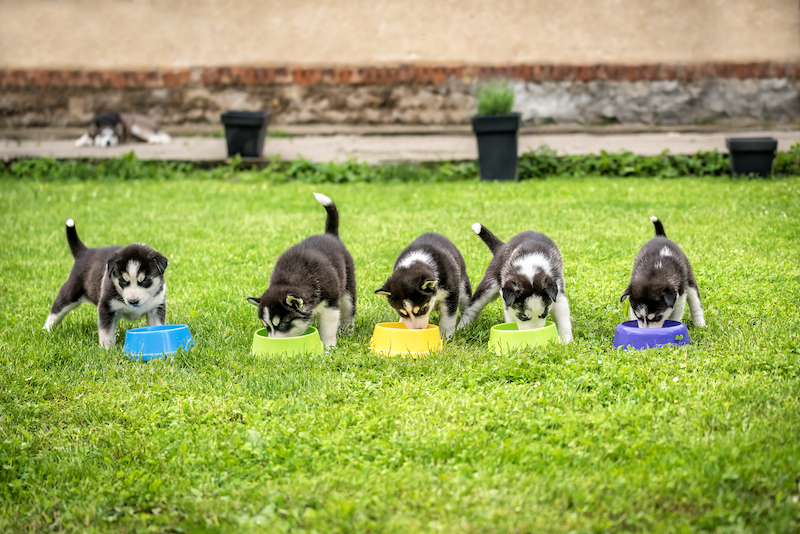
[1,174,799,533]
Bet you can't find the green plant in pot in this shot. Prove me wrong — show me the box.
[472,79,521,181]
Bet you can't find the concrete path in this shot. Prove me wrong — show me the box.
[2,126,799,164]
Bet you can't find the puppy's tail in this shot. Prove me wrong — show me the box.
[65,219,87,258]
[650,216,667,238]
[313,193,339,238]
[472,223,504,255]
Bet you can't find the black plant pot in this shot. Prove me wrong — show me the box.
[220,110,272,158]
[725,137,778,177]
[472,113,521,181]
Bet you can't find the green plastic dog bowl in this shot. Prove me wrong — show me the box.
[251,327,323,356]
[488,321,558,354]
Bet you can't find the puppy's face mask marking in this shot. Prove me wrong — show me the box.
[377,279,438,330]
[632,304,668,329]
[94,126,119,147]
[109,259,163,308]
[396,298,433,330]
[503,287,550,330]
[248,294,310,338]
[501,274,557,331]
[622,286,675,329]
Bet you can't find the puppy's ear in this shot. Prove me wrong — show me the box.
[106,259,116,278]
[620,286,631,303]
[246,297,260,307]
[286,295,304,310]
[662,289,677,308]
[544,278,558,303]
[502,286,518,307]
[420,280,437,293]
[375,281,391,297]
[154,254,168,275]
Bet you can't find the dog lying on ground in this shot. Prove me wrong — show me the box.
[44,219,169,348]
[75,112,171,147]
[621,216,706,328]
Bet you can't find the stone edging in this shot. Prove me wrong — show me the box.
[3,61,800,89]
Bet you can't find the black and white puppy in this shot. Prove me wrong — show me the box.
[457,223,573,344]
[43,219,168,348]
[247,193,356,348]
[621,216,705,329]
[75,112,171,147]
[375,233,472,339]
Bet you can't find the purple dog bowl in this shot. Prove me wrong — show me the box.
[613,320,690,350]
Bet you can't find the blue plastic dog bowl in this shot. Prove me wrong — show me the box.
[123,324,194,361]
[613,320,690,350]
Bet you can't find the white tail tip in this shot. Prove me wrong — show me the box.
[66,219,75,227]
[471,223,482,235]
[313,192,333,206]
[650,216,659,223]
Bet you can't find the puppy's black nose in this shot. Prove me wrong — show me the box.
[128,298,140,306]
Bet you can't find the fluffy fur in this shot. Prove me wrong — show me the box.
[457,223,573,344]
[75,112,171,147]
[43,219,169,348]
[621,216,706,328]
[375,233,472,339]
[247,193,356,348]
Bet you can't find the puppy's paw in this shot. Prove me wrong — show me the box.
[147,132,172,145]
[99,331,116,349]
[43,314,59,332]
[75,133,92,147]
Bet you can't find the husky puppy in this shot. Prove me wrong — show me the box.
[44,219,168,348]
[375,233,472,339]
[247,193,356,348]
[621,216,705,329]
[457,223,573,344]
[75,112,172,147]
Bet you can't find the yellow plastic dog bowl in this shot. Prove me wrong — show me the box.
[488,321,558,354]
[251,326,323,356]
[369,322,443,357]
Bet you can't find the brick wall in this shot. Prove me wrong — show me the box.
[2,62,800,128]
[3,62,800,90]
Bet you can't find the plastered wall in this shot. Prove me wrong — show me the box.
[2,0,799,70]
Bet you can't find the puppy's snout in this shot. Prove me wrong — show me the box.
[406,319,429,330]
[128,297,140,307]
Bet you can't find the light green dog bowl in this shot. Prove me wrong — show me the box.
[251,327,323,356]
[488,321,558,354]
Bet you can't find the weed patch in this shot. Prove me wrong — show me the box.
[4,143,800,184]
